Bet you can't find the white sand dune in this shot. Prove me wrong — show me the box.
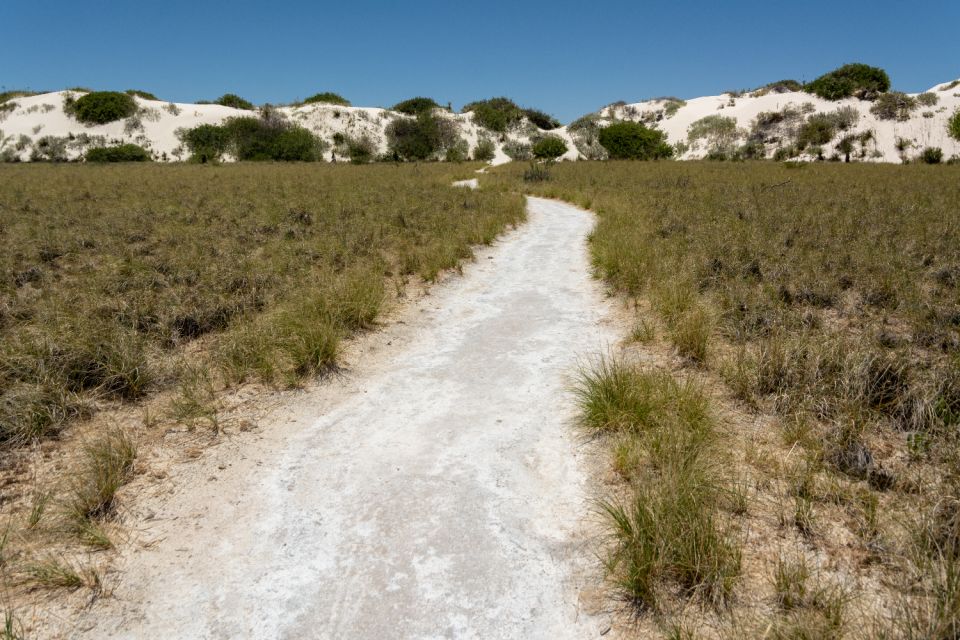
[2,80,958,164]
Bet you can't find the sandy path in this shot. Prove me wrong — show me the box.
[69,197,618,639]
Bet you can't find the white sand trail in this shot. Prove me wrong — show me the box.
[66,196,618,639]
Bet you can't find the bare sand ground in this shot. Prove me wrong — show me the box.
[49,196,621,639]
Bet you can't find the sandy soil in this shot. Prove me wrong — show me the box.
[39,196,621,639]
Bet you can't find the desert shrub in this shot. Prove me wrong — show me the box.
[532,135,567,159]
[761,79,803,94]
[920,147,943,164]
[125,89,158,101]
[30,136,70,161]
[523,108,561,130]
[345,135,376,163]
[86,144,151,162]
[444,138,469,162]
[797,114,837,149]
[462,97,523,132]
[599,121,673,160]
[214,94,255,110]
[688,115,739,155]
[180,124,229,163]
[66,91,137,124]
[870,91,918,121]
[180,114,325,162]
[392,97,440,115]
[662,98,687,117]
[805,63,891,100]
[917,92,939,107]
[473,137,496,161]
[385,112,458,160]
[302,92,350,106]
[503,140,532,160]
[948,109,960,141]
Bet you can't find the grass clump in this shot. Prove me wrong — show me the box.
[85,144,151,162]
[65,91,137,124]
[921,147,944,164]
[598,122,673,160]
[805,63,891,100]
[576,357,740,610]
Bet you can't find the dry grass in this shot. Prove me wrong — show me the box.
[494,160,960,637]
[0,162,524,613]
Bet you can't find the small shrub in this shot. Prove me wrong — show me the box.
[920,147,944,164]
[66,91,137,124]
[917,92,939,107]
[503,140,532,160]
[797,114,837,149]
[392,97,439,115]
[385,112,458,160]
[599,121,673,160]
[761,79,803,94]
[523,108,561,130]
[86,144,151,162]
[948,109,960,141]
[214,94,255,110]
[345,135,376,164]
[687,115,739,155]
[531,135,567,160]
[870,91,918,121]
[302,92,350,106]
[462,97,523,132]
[125,89,158,101]
[805,63,891,100]
[472,137,496,161]
[180,124,229,162]
[444,138,469,162]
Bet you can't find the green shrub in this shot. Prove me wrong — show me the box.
[917,92,939,107]
[524,108,561,130]
[86,144,151,162]
[462,97,523,132]
[761,79,803,94]
[302,92,350,106]
[345,135,376,163]
[445,138,469,162]
[532,135,568,159]
[948,109,960,141]
[687,115,739,155]
[920,147,943,164]
[503,140,533,160]
[0,90,39,104]
[180,114,325,162]
[125,89,158,101]
[214,94,255,110]
[66,91,137,124]
[180,124,229,163]
[599,122,674,160]
[385,112,458,160]
[870,91,918,121]
[805,63,891,100]
[797,114,837,149]
[473,137,496,161]
[392,97,440,115]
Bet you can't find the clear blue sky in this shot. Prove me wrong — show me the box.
[3,0,958,122]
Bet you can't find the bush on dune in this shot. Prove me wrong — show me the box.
[65,91,137,125]
[386,112,459,161]
[532,135,568,159]
[462,97,524,132]
[302,92,350,106]
[524,108,561,130]
[869,91,918,121]
[125,89,159,101]
[948,109,960,141]
[214,94,256,110]
[805,63,890,100]
[180,110,326,162]
[473,137,496,161]
[86,144,151,162]
[598,122,673,160]
[392,97,441,115]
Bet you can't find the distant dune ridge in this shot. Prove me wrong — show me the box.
[1,78,958,163]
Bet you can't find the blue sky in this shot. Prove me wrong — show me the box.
[2,0,958,122]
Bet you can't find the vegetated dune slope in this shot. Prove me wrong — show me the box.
[1,80,958,163]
